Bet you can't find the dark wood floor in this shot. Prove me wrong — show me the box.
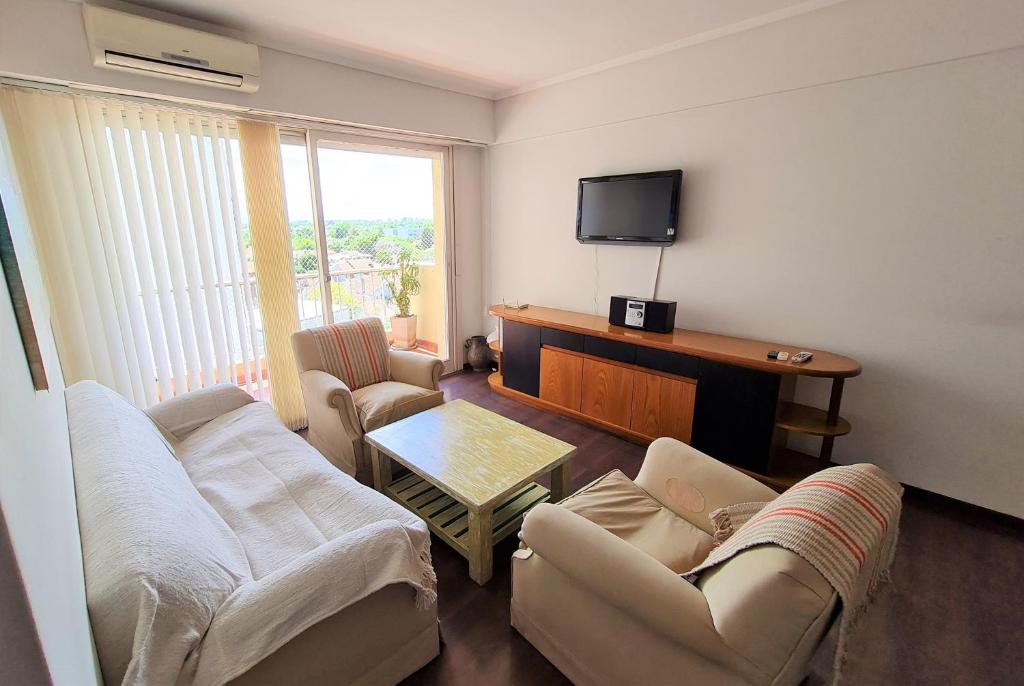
[402,371,1023,686]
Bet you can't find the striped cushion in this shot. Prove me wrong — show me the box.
[309,318,391,390]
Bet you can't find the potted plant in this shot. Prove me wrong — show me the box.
[379,240,422,350]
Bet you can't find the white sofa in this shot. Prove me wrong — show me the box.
[67,381,439,686]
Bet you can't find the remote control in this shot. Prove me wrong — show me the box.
[777,351,790,361]
[792,351,813,364]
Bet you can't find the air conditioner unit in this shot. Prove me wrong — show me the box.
[82,5,260,93]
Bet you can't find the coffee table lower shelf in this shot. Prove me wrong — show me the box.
[386,472,550,559]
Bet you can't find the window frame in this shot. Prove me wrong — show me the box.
[281,127,457,372]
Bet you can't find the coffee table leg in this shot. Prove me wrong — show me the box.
[550,460,573,502]
[467,509,493,585]
[370,446,392,492]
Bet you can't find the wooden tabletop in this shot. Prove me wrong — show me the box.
[364,399,576,511]
[490,304,861,378]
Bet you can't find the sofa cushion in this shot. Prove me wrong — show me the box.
[351,381,444,432]
[177,400,427,579]
[146,383,255,441]
[559,470,715,573]
[66,381,252,686]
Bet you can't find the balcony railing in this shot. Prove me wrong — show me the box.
[137,263,442,403]
[295,265,406,330]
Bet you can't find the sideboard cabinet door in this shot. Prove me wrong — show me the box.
[580,358,634,428]
[503,321,541,397]
[539,347,584,411]
[630,371,697,443]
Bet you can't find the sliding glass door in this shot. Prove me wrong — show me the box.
[279,130,455,372]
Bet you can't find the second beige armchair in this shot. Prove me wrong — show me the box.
[292,318,444,483]
[512,438,840,686]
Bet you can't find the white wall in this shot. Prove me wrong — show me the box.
[453,145,487,346]
[0,0,494,143]
[487,0,1024,517]
[0,129,101,681]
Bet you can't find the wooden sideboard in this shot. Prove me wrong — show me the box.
[488,304,861,490]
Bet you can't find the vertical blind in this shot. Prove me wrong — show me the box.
[0,86,266,407]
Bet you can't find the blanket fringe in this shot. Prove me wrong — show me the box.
[829,532,899,684]
[415,539,439,611]
[709,508,734,544]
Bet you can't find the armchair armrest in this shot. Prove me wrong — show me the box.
[146,384,254,441]
[297,370,361,476]
[193,519,436,685]
[519,503,761,679]
[635,438,778,535]
[299,370,358,420]
[389,349,443,391]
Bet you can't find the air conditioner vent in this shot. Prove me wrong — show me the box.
[104,51,245,88]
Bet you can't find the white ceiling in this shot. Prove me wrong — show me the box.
[97,0,841,99]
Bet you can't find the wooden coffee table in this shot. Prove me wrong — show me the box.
[364,399,576,585]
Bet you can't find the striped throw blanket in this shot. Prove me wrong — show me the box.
[686,464,903,684]
[309,318,391,390]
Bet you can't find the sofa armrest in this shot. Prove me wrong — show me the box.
[193,519,437,686]
[519,503,760,677]
[635,438,779,535]
[146,384,255,441]
[389,350,443,391]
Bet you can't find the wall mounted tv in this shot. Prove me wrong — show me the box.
[576,170,682,245]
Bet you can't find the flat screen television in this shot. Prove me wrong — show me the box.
[576,170,682,245]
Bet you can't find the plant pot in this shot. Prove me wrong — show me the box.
[391,314,418,351]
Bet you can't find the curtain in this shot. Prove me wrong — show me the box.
[237,121,305,429]
[0,86,266,408]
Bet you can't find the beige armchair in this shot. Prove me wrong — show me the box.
[292,318,444,484]
[512,438,839,686]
